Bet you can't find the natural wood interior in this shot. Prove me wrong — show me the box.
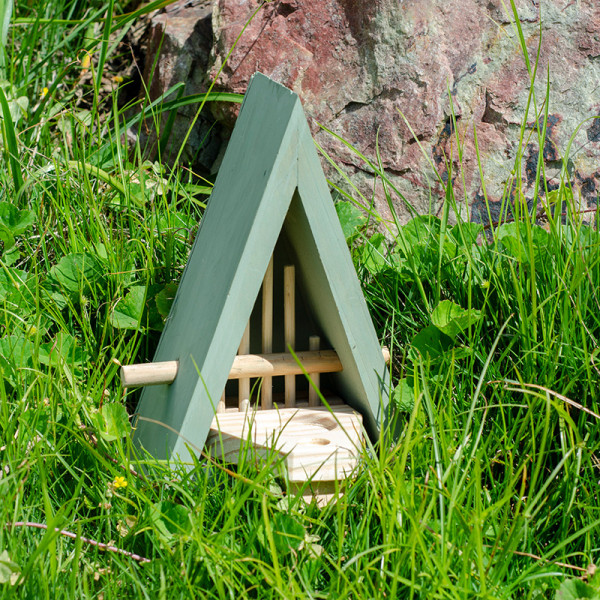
[209,247,365,494]
[218,240,336,413]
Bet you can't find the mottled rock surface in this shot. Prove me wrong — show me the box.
[134,0,225,172]
[143,0,600,224]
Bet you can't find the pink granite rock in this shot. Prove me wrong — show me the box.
[143,0,600,223]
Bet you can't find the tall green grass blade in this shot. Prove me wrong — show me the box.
[0,0,12,71]
[0,84,22,193]
[112,0,179,29]
[95,0,115,98]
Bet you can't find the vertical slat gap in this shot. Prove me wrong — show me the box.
[261,256,274,409]
[238,322,250,410]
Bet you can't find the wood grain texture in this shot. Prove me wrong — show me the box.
[206,403,363,483]
[228,349,342,378]
[122,347,390,387]
[121,361,178,387]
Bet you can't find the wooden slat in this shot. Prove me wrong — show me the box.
[122,346,391,388]
[238,322,250,410]
[230,349,342,378]
[123,351,340,387]
[207,404,364,483]
[124,351,341,387]
[262,256,274,409]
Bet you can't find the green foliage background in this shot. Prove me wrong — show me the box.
[0,0,598,598]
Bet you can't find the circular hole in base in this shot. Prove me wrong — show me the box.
[310,438,331,446]
[291,414,338,431]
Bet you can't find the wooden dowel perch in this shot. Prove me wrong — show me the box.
[227,350,344,379]
[121,347,391,388]
[121,361,179,387]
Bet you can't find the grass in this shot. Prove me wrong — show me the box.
[0,0,599,597]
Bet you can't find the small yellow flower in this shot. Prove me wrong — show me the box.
[112,475,128,489]
[41,87,49,98]
[112,75,124,84]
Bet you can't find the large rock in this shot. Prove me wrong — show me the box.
[132,0,224,173]
[144,0,600,224]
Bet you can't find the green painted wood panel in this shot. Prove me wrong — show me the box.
[133,73,390,464]
[289,114,390,440]
[133,74,302,461]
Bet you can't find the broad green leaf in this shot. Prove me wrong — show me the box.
[450,346,474,360]
[0,334,33,387]
[93,403,130,442]
[401,216,441,247]
[94,242,108,260]
[335,201,366,240]
[51,253,105,295]
[110,286,146,330]
[45,289,68,311]
[449,222,483,247]
[0,202,34,236]
[497,222,550,266]
[359,233,388,274]
[556,578,600,600]
[6,96,27,125]
[39,332,88,371]
[0,334,33,367]
[0,223,13,250]
[0,549,20,585]
[151,501,191,543]
[431,300,482,339]
[143,284,167,332]
[409,325,453,362]
[270,513,305,554]
[393,378,416,412]
[155,283,178,318]
[0,267,26,302]
[441,237,459,260]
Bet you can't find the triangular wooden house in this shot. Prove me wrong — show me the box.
[124,73,390,493]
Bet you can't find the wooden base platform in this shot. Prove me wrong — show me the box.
[205,399,364,487]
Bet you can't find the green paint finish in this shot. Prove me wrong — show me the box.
[133,73,390,463]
